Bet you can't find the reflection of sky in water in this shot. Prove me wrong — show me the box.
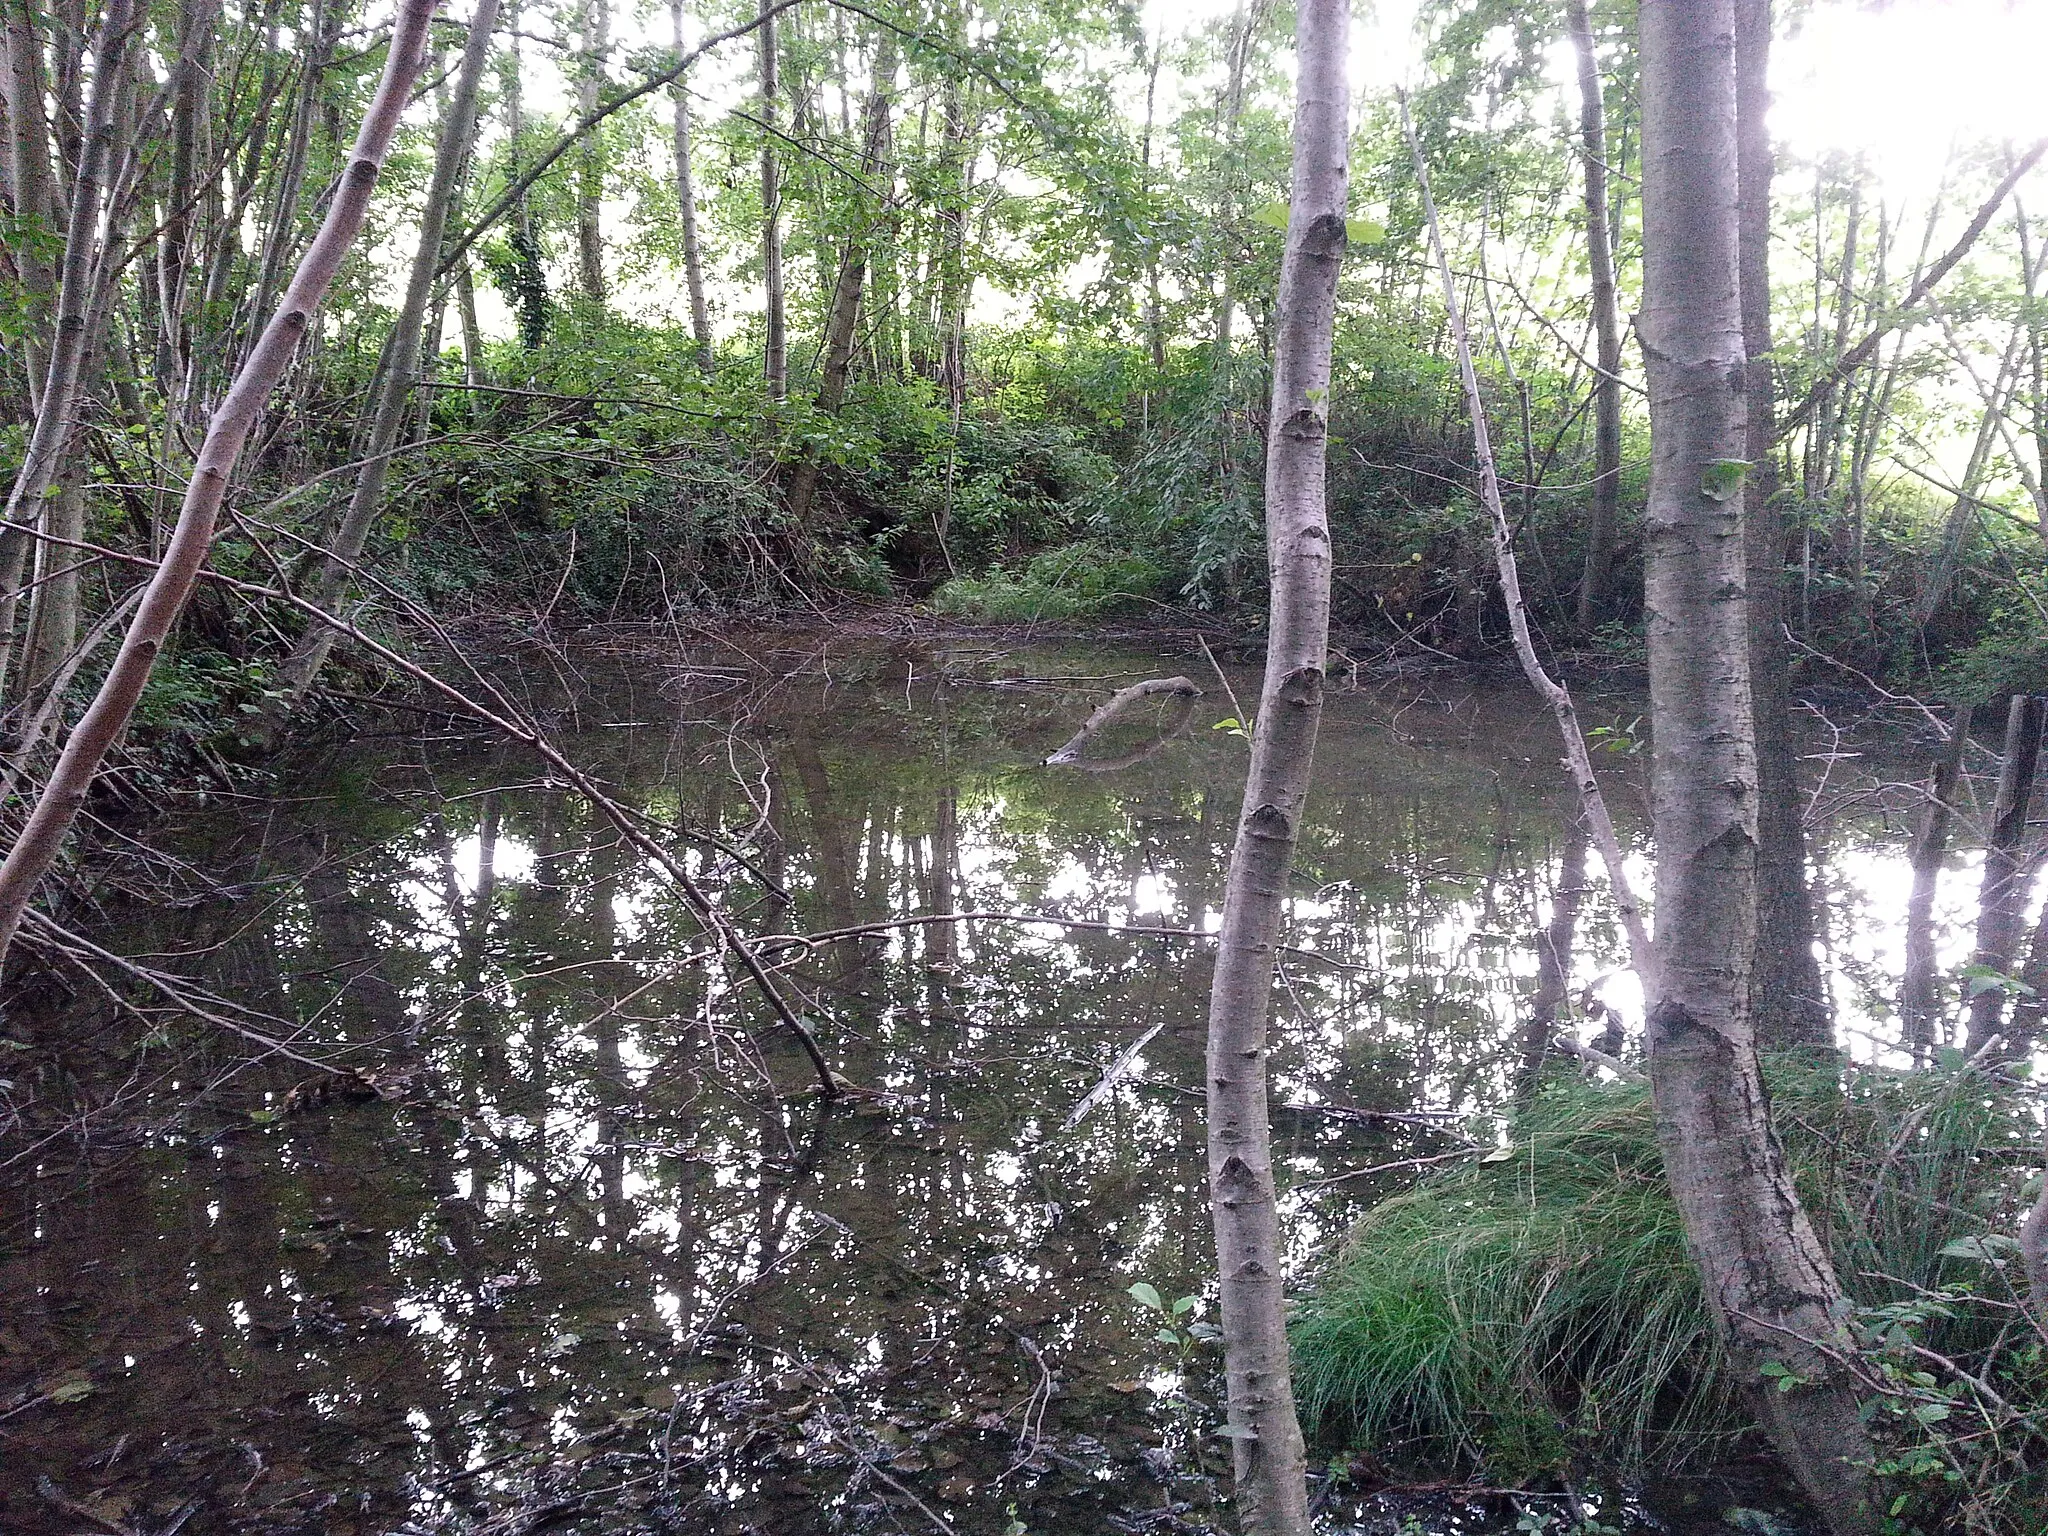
[6,647,2027,1535]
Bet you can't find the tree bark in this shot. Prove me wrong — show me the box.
[574,0,607,303]
[1636,3,1875,1528]
[0,0,441,969]
[1900,706,1971,1061]
[1201,3,1346,1529]
[1566,0,1623,633]
[669,0,712,371]
[759,0,785,401]
[0,0,136,705]
[1963,693,2044,1055]
[2,0,59,407]
[784,32,896,530]
[1737,0,1831,1051]
[266,0,501,715]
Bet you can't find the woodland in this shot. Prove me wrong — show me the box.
[3,0,2048,1534]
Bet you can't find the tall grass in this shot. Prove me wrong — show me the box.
[1291,1057,2048,1526]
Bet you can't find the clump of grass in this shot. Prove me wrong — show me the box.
[1292,1080,1730,1479]
[1291,1057,2048,1526]
[929,541,1159,622]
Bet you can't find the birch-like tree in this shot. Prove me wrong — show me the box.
[1637,2,1875,1527]
[1200,1,1347,1529]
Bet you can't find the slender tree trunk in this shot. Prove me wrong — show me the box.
[267,0,501,713]
[1566,0,1624,632]
[240,0,332,371]
[574,0,607,303]
[785,34,896,530]
[2,0,59,407]
[0,0,136,705]
[1202,4,1346,1529]
[454,256,483,388]
[1900,706,1971,1061]
[1736,0,1831,1050]
[933,73,970,415]
[759,0,784,401]
[669,0,712,371]
[0,0,440,969]
[1209,0,1263,376]
[1636,4,1875,1528]
[1963,693,2044,1055]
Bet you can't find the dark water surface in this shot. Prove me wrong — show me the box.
[0,636,1930,1535]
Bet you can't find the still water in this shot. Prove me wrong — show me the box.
[0,635,1951,1535]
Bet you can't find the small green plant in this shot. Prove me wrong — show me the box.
[930,542,1160,622]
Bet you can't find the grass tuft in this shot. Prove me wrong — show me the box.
[1291,1056,2048,1525]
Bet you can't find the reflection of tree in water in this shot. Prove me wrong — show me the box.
[4,639,1850,1534]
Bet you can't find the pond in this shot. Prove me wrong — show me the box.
[0,633,1953,1535]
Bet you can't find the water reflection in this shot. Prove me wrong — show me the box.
[0,639,1965,1534]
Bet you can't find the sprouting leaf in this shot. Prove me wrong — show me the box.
[1127,1281,1164,1312]
[1171,1295,1200,1316]
[1939,1233,2020,1263]
[1911,1402,1952,1424]
[1251,201,1291,231]
[1346,217,1387,245]
[45,1374,95,1403]
[1699,458,1751,502]
[1154,1328,1182,1345]
[1478,1145,1517,1164]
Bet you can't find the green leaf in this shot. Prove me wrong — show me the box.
[1127,1281,1163,1311]
[1939,1233,2019,1262]
[1911,1402,1952,1424]
[1345,217,1387,245]
[1251,201,1290,231]
[1154,1328,1182,1345]
[1478,1145,1517,1163]
[45,1374,95,1403]
[1699,458,1751,502]
[1171,1295,1199,1315]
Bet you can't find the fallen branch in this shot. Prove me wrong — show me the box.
[1042,675,1201,766]
[1403,97,1653,980]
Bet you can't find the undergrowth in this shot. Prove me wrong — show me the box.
[1291,1056,2048,1533]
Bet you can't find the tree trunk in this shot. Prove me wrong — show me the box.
[0,0,440,969]
[1737,0,1831,1051]
[0,0,136,705]
[1566,0,1623,633]
[1900,706,1971,1061]
[574,0,607,303]
[1963,693,2044,1055]
[759,0,784,401]
[1201,2,1346,1529]
[669,0,712,372]
[267,0,501,713]
[2,0,59,408]
[784,34,896,530]
[1636,3,1875,1528]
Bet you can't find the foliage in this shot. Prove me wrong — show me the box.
[929,541,1160,622]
